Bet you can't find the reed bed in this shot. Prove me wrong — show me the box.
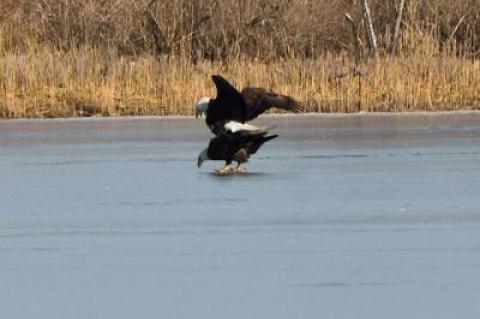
[0,46,478,118]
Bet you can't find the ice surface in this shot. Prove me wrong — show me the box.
[1,113,480,319]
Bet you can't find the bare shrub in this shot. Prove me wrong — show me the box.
[1,0,477,59]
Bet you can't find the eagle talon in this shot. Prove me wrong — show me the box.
[233,166,246,174]
[215,166,233,175]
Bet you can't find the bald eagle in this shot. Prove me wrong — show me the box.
[196,75,303,135]
[197,121,278,174]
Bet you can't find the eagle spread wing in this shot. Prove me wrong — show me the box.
[241,87,303,120]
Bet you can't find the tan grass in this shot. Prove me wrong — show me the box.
[0,45,478,118]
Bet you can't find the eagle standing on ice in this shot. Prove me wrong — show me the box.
[197,121,278,174]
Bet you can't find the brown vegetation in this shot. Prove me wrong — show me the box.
[0,0,479,118]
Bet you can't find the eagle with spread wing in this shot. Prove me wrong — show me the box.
[195,75,303,135]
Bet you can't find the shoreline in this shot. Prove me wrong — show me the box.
[2,110,480,123]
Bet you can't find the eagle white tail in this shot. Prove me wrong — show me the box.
[224,121,275,133]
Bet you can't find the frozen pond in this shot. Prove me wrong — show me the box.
[1,113,480,319]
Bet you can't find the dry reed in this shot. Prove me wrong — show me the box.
[1,45,478,118]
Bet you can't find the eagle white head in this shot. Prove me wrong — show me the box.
[195,97,210,118]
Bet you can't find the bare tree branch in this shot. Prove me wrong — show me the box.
[391,0,406,54]
[345,13,363,63]
[449,14,467,40]
[362,0,378,60]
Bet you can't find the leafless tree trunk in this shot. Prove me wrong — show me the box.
[391,0,406,54]
[345,13,363,64]
[362,0,378,60]
[146,0,168,56]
